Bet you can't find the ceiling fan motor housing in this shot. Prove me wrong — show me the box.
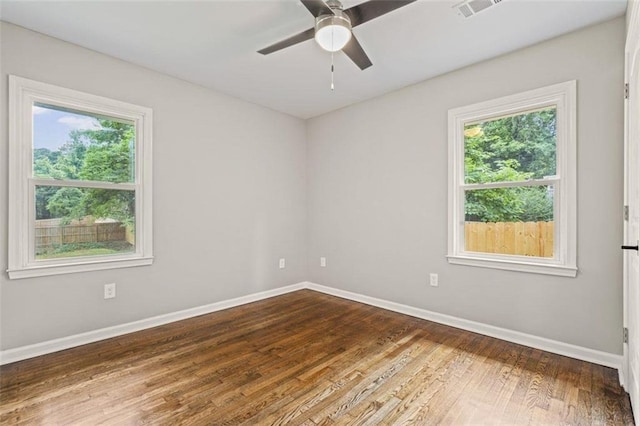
[258,0,419,70]
[315,8,352,52]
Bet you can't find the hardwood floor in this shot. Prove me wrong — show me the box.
[0,289,634,425]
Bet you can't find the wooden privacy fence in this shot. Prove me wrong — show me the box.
[35,222,127,250]
[465,221,554,257]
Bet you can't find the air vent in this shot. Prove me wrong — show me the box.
[454,0,505,18]
[458,3,473,17]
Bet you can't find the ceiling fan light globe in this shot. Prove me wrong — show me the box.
[315,15,352,52]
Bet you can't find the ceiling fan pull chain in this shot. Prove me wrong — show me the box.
[331,51,335,91]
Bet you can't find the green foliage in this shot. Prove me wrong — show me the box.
[55,134,87,180]
[79,121,134,183]
[34,119,135,226]
[464,108,556,222]
[520,187,554,222]
[34,148,62,177]
[37,241,134,259]
[46,187,85,223]
[465,186,553,223]
[465,188,523,223]
[83,189,135,226]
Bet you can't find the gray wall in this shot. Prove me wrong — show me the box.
[0,18,627,356]
[0,22,308,350]
[307,18,625,354]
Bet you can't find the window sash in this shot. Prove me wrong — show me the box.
[460,183,560,261]
[28,182,139,265]
[30,178,137,191]
[462,177,559,190]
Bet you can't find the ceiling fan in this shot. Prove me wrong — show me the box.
[258,0,417,70]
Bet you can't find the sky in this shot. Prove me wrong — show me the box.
[33,104,103,151]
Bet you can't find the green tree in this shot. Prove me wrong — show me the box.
[34,150,63,219]
[62,134,88,177]
[34,136,87,220]
[464,108,556,222]
[35,119,135,226]
[33,147,60,167]
[520,187,553,222]
[79,121,134,183]
[77,120,135,225]
[46,187,85,222]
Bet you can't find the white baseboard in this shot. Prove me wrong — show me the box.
[0,282,306,365]
[306,283,623,370]
[1,281,622,374]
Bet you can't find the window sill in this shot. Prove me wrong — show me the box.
[447,254,577,277]
[7,256,154,279]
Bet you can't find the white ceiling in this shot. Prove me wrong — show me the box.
[0,0,627,119]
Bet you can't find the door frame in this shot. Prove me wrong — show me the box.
[624,0,640,415]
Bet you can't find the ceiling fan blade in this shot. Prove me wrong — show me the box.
[300,0,335,17]
[345,0,417,27]
[342,35,372,70]
[258,28,315,55]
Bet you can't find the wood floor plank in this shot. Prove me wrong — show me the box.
[0,290,633,425]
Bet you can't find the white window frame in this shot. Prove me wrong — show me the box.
[447,81,577,277]
[8,75,153,279]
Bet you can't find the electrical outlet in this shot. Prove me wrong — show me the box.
[429,273,438,287]
[320,257,327,267]
[104,283,116,299]
[279,258,286,269]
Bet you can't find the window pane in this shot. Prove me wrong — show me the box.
[464,186,554,257]
[33,103,135,183]
[464,107,556,184]
[35,186,135,260]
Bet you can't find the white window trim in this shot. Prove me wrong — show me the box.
[447,81,577,277]
[8,76,153,279]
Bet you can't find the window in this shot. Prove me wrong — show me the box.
[8,76,153,278]
[447,81,576,277]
